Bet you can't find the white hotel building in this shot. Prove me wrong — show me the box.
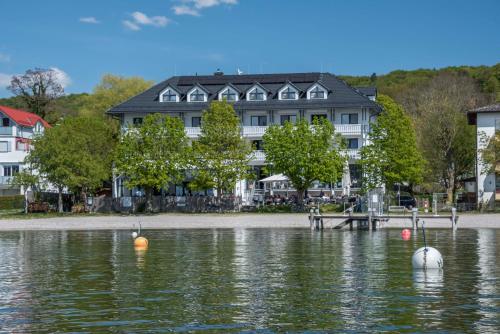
[0,105,49,196]
[108,72,381,199]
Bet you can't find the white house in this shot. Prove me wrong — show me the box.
[107,71,381,201]
[468,103,500,208]
[0,105,49,196]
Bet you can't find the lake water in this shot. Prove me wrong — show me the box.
[0,228,499,333]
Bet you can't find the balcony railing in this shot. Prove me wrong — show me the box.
[250,150,266,162]
[155,124,363,139]
[242,126,268,137]
[334,124,362,135]
[185,127,201,138]
[345,149,360,160]
[0,176,13,185]
[0,127,14,136]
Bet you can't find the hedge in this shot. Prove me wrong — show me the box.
[0,195,25,210]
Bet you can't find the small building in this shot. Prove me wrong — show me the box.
[467,103,500,208]
[0,106,50,196]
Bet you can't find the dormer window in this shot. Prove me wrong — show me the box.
[219,87,238,101]
[162,89,177,102]
[248,88,264,101]
[307,84,328,100]
[280,86,297,100]
[309,86,325,99]
[188,87,207,102]
[159,86,180,102]
[246,84,267,101]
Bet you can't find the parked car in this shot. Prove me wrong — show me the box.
[398,194,417,209]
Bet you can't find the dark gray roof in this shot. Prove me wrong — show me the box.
[355,86,377,97]
[108,72,381,114]
[469,103,500,113]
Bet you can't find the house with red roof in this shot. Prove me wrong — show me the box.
[0,105,50,195]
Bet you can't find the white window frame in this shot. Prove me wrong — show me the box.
[307,84,328,100]
[218,86,239,102]
[159,86,180,103]
[246,84,267,101]
[187,86,208,102]
[278,84,299,101]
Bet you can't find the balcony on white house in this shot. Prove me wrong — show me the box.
[185,124,363,138]
[0,127,14,136]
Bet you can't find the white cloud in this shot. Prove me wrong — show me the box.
[79,17,100,24]
[172,5,200,16]
[123,20,141,31]
[173,0,237,16]
[124,11,171,30]
[50,67,71,88]
[0,73,12,88]
[0,53,10,63]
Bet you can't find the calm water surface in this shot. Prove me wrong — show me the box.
[0,228,499,333]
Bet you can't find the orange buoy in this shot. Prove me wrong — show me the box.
[134,236,149,248]
[401,228,411,240]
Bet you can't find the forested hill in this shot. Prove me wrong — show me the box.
[0,63,498,121]
[339,63,500,101]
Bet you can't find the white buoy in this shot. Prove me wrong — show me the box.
[132,231,138,238]
[412,246,443,269]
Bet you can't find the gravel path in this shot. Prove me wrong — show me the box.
[0,213,499,231]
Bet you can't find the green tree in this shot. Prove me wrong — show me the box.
[404,73,486,203]
[190,101,251,202]
[27,116,116,212]
[115,113,189,212]
[360,94,425,191]
[11,166,40,214]
[80,74,154,118]
[479,130,500,175]
[263,118,345,205]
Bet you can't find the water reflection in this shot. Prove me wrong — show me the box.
[0,228,498,332]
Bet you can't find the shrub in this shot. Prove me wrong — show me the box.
[0,195,25,210]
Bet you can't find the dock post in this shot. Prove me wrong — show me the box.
[451,207,457,231]
[412,207,418,231]
[368,209,373,230]
[315,208,321,230]
[309,208,314,230]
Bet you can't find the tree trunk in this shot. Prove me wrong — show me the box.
[145,187,153,213]
[446,168,455,206]
[296,189,305,210]
[81,189,88,213]
[58,187,63,213]
[24,189,28,214]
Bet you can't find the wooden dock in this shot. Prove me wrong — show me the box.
[308,208,458,231]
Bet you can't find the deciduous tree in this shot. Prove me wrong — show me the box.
[190,101,252,202]
[115,113,189,212]
[8,68,64,119]
[263,118,345,206]
[27,116,116,212]
[360,94,425,191]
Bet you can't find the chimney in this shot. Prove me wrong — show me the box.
[214,69,224,76]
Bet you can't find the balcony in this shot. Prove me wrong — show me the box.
[250,150,266,162]
[242,126,268,137]
[0,176,13,185]
[334,124,362,135]
[185,127,201,138]
[0,127,14,136]
[345,149,360,160]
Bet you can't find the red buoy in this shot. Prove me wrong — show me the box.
[401,228,411,240]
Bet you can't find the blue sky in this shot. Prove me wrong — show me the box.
[0,0,499,97]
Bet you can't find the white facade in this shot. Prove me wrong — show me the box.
[475,112,500,208]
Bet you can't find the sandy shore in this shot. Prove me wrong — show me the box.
[0,213,499,231]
